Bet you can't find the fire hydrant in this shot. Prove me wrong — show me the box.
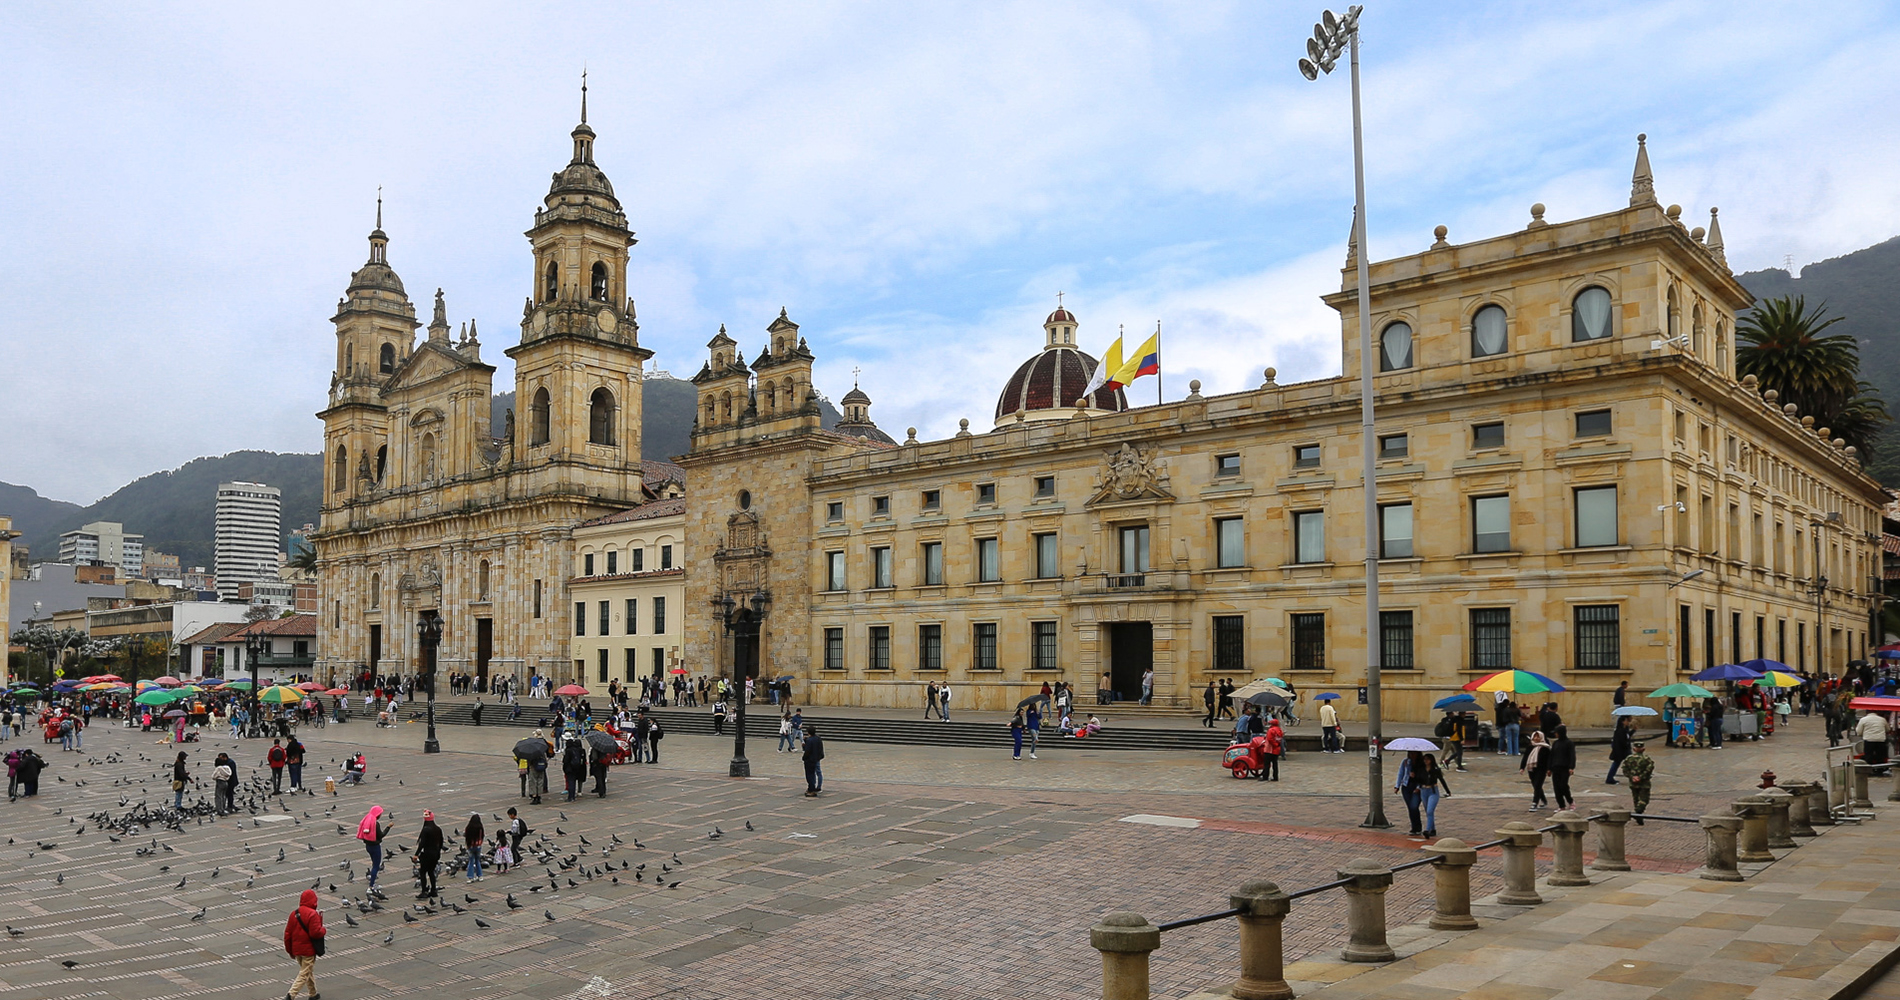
[1759,769,1777,789]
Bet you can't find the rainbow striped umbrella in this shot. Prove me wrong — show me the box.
[1462,669,1566,694]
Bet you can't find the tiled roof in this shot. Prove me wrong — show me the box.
[181,621,248,645]
[230,614,317,638]
[641,460,685,485]
[578,497,687,527]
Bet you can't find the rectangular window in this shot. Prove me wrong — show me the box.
[1731,611,1743,663]
[1778,619,1787,663]
[652,647,664,676]
[606,550,617,575]
[1291,613,1326,669]
[1294,444,1321,469]
[1378,433,1408,459]
[824,627,844,670]
[872,495,890,516]
[826,551,846,591]
[626,648,637,682]
[972,623,998,670]
[599,601,610,636]
[1575,486,1618,547]
[918,624,942,671]
[826,501,843,522]
[1216,517,1246,568]
[583,553,595,576]
[575,602,586,636]
[1471,495,1510,553]
[1575,409,1612,437]
[1756,616,1766,660]
[922,542,944,586]
[868,626,891,671]
[598,649,608,684]
[1379,503,1413,559]
[1680,604,1693,672]
[1034,532,1060,578]
[632,549,644,572]
[1216,453,1241,476]
[652,596,666,635]
[1382,610,1415,669]
[977,537,1000,582]
[1575,605,1620,669]
[872,546,893,588]
[1031,621,1058,671]
[626,599,637,635]
[1294,511,1325,563]
[533,579,543,618]
[660,545,673,570]
[1213,615,1245,671]
[976,482,997,505]
[1470,608,1512,669]
[922,489,940,510]
[1472,421,1505,450]
[1119,525,1151,573]
[1035,475,1056,497]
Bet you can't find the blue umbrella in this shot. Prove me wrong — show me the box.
[1738,658,1794,674]
[1611,705,1658,717]
[1690,663,1763,682]
[1876,650,1900,661]
[1312,692,1341,701]
[1433,694,1479,710]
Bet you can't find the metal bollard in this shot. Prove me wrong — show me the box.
[1493,821,1545,906]
[1423,838,1479,931]
[1830,761,1849,813]
[1851,764,1875,813]
[1760,787,1796,849]
[1336,859,1396,963]
[1732,797,1775,863]
[1890,764,1900,803]
[1545,810,1592,886]
[1811,773,1837,825]
[1229,881,1295,1000]
[1779,781,1818,837]
[1698,813,1744,882]
[1090,912,1160,1000]
[1590,809,1631,872]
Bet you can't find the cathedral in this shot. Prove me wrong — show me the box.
[313,94,674,687]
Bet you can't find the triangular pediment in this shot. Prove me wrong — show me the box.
[385,341,489,392]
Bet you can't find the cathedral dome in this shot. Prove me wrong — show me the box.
[346,222,406,296]
[993,305,1127,426]
[547,119,619,204]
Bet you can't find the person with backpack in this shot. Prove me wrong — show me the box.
[1435,713,1467,771]
[284,737,306,793]
[282,887,326,999]
[778,712,796,753]
[267,739,288,795]
[561,738,586,802]
[504,807,529,867]
[1010,710,1026,761]
[712,698,728,735]
[358,805,391,893]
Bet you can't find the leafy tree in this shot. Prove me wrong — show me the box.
[1736,295,1889,458]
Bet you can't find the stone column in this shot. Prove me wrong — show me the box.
[1230,881,1294,1000]
[1423,838,1479,931]
[1698,813,1744,882]
[1889,764,1900,803]
[1850,765,1874,813]
[1778,781,1818,837]
[1336,859,1396,963]
[1546,810,1592,886]
[1493,821,1545,906]
[1806,776,1835,826]
[1760,787,1797,849]
[1732,796,1775,863]
[1090,912,1160,1000]
[1590,809,1632,872]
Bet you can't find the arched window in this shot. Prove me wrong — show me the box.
[1378,321,1413,371]
[419,432,437,481]
[345,344,353,373]
[379,343,396,373]
[332,445,347,492]
[1691,303,1705,356]
[369,572,381,609]
[1716,319,1730,372]
[544,261,558,302]
[721,391,733,421]
[1667,287,1681,343]
[1571,286,1613,342]
[530,387,551,445]
[591,262,609,302]
[589,388,616,445]
[478,560,490,600]
[374,445,387,483]
[1471,305,1508,357]
[704,398,716,425]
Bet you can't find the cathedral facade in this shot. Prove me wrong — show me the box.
[313,103,665,688]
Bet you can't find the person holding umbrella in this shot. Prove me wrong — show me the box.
[561,735,586,802]
[1025,700,1042,759]
[515,731,551,804]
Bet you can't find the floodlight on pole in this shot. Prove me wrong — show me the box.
[1297,4,1386,829]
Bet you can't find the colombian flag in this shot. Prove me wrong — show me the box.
[1113,332,1159,384]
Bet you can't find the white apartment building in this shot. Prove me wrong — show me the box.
[58,520,144,578]
[215,481,282,601]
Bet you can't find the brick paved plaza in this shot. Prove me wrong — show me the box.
[0,713,1842,1000]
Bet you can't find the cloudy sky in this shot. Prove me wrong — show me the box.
[3,1,1898,503]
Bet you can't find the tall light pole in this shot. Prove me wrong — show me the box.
[417,611,442,754]
[714,591,769,778]
[245,632,266,738]
[1811,513,1840,674]
[1300,5,1387,828]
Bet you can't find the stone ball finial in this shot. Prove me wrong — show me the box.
[1073,398,1088,409]
[1832,438,1846,449]
[1742,373,1758,388]
[904,427,917,445]
[1262,366,1278,387]
[1817,426,1831,438]
[1528,203,1547,228]
[1431,225,1450,248]
[1691,226,1706,241]
[959,418,969,430]
[1189,379,1202,394]
[1801,415,1816,428]
[1764,389,1779,403]
[1783,403,1798,416]
[1847,445,1859,457]
[1666,204,1682,222]
[1638,132,1647,142]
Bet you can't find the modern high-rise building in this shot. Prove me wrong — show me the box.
[57,520,144,578]
[215,481,282,601]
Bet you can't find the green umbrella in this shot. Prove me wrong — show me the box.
[220,679,255,689]
[1648,682,1714,699]
[257,685,304,704]
[133,689,180,706]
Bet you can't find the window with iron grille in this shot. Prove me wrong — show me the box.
[1381,610,1415,669]
[598,649,608,684]
[1575,605,1620,669]
[606,550,617,575]
[868,626,891,671]
[1031,621,1058,671]
[1291,613,1325,669]
[599,601,610,636]
[575,602,586,636]
[823,627,844,670]
[652,597,666,635]
[1213,615,1245,671]
[626,648,637,681]
[626,599,637,635]
[918,624,942,671]
[972,623,998,670]
[1470,608,1511,669]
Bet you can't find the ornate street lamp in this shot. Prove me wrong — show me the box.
[245,632,267,738]
[713,591,770,778]
[417,611,443,754]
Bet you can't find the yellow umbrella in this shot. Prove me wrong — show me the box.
[1750,671,1802,688]
[256,685,304,704]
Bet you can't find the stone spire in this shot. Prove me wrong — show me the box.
[1705,207,1728,270]
[1343,206,1359,269]
[1629,133,1656,206]
[429,288,449,342]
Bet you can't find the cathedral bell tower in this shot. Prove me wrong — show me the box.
[319,197,414,508]
[506,77,651,478]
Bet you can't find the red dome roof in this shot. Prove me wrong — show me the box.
[1045,307,1076,325]
[995,347,1127,422]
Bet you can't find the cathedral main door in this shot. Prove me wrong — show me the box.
[1107,622,1153,703]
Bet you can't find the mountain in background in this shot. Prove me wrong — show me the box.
[2,378,843,572]
[1736,236,1900,485]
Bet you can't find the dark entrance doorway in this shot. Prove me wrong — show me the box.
[1106,622,1152,703]
[475,618,493,688]
[368,624,382,675]
[733,614,761,682]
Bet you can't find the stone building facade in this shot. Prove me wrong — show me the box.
[313,100,668,689]
[568,495,687,686]
[679,137,1886,726]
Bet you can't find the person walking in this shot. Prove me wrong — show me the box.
[1613,680,1628,711]
[463,813,485,882]
[472,698,484,727]
[1622,741,1654,823]
[589,741,609,797]
[1218,678,1235,720]
[1025,702,1042,759]
[1318,698,1341,753]
[285,737,306,793]
[171,751,190,809]
[267,739,287,795]
[1606,715,1633,784]
[1010,710,1026,761]
[777,712,796,753]
[1438,713,1467,771]
[561,738,586,802]
[939,684,953,722]
[1706,696,1726,750]
[358,805,390,893]
[1548,725,1577,810]
[1139,668,1154,706]
[504,807,529,867]
[1415,752,1451,838]
[1260,718,1284,782]
[1520,731,1550,811]
[801,725,825,796]
[414,811,445,898]
[1203,682,1217,728]
[1395,750,1424,835]
[712,698,728,735]
[281,887,326,1000]
[924,682,940,720]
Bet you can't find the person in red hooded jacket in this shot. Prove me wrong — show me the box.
[282,888,325,999]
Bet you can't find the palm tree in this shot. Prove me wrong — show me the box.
[1736,295,1888,458]
[287,541,318,574]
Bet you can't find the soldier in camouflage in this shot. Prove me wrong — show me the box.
[1622,741,1654,824]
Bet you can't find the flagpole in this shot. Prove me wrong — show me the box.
[1155,321,1162,406]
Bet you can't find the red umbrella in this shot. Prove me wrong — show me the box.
[1849,696,1900,712]
[295,682,326,691]
[553,684,589,696]
[83,674,124,683]
[152,676,183,687]
[324,688,349,696]
[668,667,690,675]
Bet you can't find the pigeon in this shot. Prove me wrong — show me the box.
[402,911,417,923]
[190,907,207,921]
[344,913,359,927]
[474,917,491,929]
[506,895,523,909]
[578,835,591,845]
[544,910,555,922]
[5,926,23,937]
[382,931,394,945]
[560,812,569,821]
[610,834,622,844]
[668,881,680,889]
[556,827,567,836]
[55,874,64,885]
[465,893,478,903]
[745,821,754,831]
[61,960,79,969]
[174,877,187,889]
